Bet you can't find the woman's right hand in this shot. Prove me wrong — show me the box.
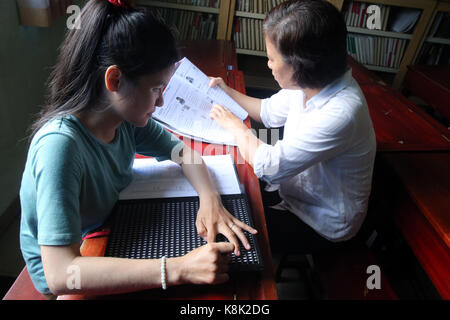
[171,242,234,285]
[209,77,229,92]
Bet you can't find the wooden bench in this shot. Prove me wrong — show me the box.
[348,56,450,152]
[403,65,450,122]
[313,246,398,300]
[381,152,450,299]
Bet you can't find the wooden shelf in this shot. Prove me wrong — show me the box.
[365,64,399,73]
[136,0,220,14]
[236,48,267,57]
[425,36,450,45]
[347,26,413,40]
[235,10,266,19]
[136,0,233,40]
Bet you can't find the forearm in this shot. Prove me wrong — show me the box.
[43,245,183,296]
[180,146,218,198]
[231,126,263,167]
[223,86,263,123]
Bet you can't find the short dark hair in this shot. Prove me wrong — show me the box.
[31,0,179,137]
[263,0,347,89]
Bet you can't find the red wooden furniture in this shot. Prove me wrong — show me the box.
[403,65,450,121]
[382,152,450,299]
[348,58,450,299]
[2,268,47,300]
[348,56,450,152]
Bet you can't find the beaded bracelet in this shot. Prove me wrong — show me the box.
[161,256,167,290]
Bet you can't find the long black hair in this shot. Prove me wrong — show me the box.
[31,0,179,137]
[263,0,347,89]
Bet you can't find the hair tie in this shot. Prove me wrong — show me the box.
[108,0,131,9]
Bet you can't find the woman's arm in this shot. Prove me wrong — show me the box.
[210,105,263,167]
[178,145,257,256]
[41,241,234,296]
[209,77,263,123]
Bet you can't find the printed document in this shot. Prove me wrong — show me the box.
[119,154,242,200]
[152,58,248,146]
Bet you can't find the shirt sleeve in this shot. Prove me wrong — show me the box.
[31,133,83,246]
[260,89,299,128]
[133,118,184,161]
[253,107,354,184]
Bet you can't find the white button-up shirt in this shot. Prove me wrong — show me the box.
[253,69,376,242]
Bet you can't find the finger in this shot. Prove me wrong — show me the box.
[212,104,225,112]
[213,241,235,254]
[231,225,252,251]
[208,77,217,87]
[206,223,217,244]
[220,226,241,256]
[195,220,207,241]
[234,219,258,235]
[209,108,218,119]
[209,77,222,88]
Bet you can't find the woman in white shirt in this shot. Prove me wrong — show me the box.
[210,0,376,253]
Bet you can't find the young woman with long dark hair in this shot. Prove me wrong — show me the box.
[20,0,256,298]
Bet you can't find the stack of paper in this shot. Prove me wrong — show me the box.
[119,154,242,200]
[153,58,248,146]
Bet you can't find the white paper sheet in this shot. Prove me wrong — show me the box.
[119,154,242,200]
[152,58,248,146]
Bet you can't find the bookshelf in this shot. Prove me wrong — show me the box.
[340,0,437,88]
[135,0,447,89]
[135,0,234,40]
[227,0,439,89]
[415,1,450,65]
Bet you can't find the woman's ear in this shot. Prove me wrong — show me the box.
[105,65,122,92]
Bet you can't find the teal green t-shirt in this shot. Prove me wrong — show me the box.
[19,115,183,294]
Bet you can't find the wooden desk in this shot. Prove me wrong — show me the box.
[349,59,450,299]
[404,65,450,121]
[348,56,450,152]
[381,152,450,299]
[66,40,277,300]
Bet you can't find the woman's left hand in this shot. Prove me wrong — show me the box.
[196,193,258,256]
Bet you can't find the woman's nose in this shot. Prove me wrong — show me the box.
[155,95,164,107]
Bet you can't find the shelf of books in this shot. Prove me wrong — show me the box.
[136,0,222,41]
[343,1,425,74]
[415,2,450,65]
[231,0,422,69]
[232,0,287,57]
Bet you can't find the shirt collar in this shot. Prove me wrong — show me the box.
[305,68,353,110]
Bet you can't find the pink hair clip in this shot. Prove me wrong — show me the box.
[107,0,131,9]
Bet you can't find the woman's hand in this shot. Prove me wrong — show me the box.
[209,76,228,92]
[174,242,234,285]
[210,104,248,134]
[196,192,258,256]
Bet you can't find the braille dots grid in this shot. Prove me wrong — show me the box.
[104,195,263,272]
